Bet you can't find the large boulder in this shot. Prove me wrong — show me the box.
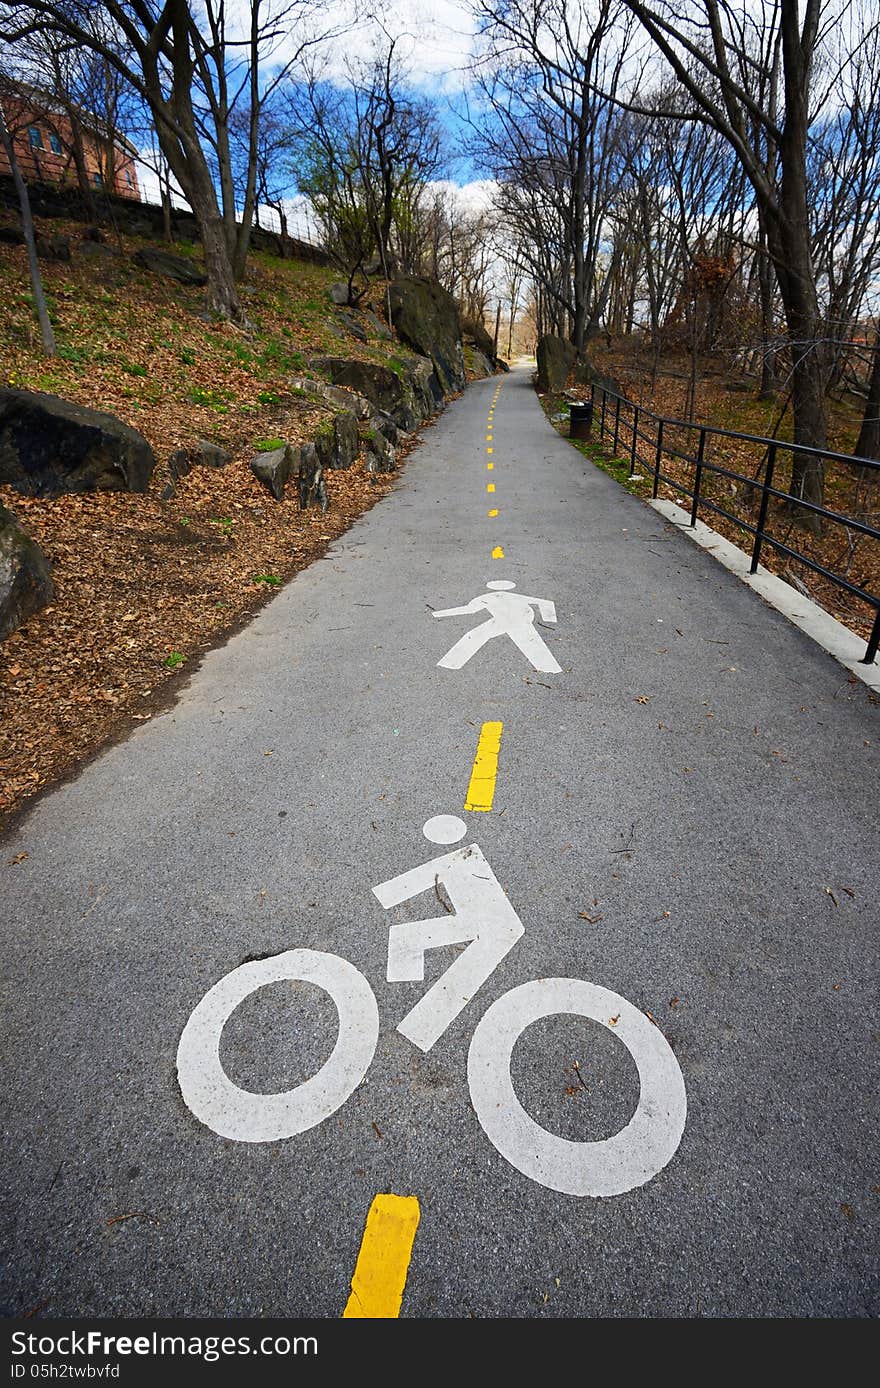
[250,444,293,500]
[0,388,156,497]
[296,443,328,512]
[309,357,433,432]
[132,247,208,286]
[362,425,396,474]
[464,345,494,379]
[461,316,496,362]
[36,234,71,262]
[314,410,360,471]
[536,335,577,392]
[0,502,53,641]
[388,277,465,395]
[289,375,372,421]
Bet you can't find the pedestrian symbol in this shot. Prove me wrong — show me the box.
[433,580,561,673]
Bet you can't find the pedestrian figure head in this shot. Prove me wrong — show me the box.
[486,580,516,591]
[423,815,468,845]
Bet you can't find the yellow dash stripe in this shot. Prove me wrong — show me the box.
[487,461,494,470]
[486,435,493,441]
[488,508,498,516]
[487,447,493,454]
[487,483,495,493]
[465,721,504,812]
[492,545,505,558]
[343,1194,421,1319]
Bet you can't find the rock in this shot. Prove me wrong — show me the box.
[406,354,443,415]
[0,387,156,497]
[536,335,577,391]
[193,439,231,469]
[495,358,510,372]
[369,411,401,446]
[335,308,368,343]
[309,354,443,431]
[363,252,399,277]
[464,345,493,379]
[78,240,115,261]
[362,309,392,341]
[389,276,465,395]
[81,225,106,243]
[289,375,372,421]
[332,411,360,469]
[0,501,53,641]
[296,443,328,512]
[0,226,24,245]
[312,355,410,419]
[168,448,191,481]
[314,410,361,472]
[571,358,624,395]
[36,234,71,262]
[132,246,208,286]
[160,481,175,500]
[250,444,293,500]
[329,282,350,305]
[461,316,496,361]
[362,426,396,473]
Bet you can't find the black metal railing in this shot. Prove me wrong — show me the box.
[585,383,880,665]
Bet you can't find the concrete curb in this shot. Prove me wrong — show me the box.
[649,498,880,693]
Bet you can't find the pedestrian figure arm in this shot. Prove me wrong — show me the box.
[433,600,482,619]
[525,597,557,623]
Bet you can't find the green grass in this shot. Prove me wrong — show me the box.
[539,391,651,498]
[253,437,286,452]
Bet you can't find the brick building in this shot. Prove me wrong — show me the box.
[0,83,140,199]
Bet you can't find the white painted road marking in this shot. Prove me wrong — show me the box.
[177,949,379,1142]
[433,580,561,673]
[373,836,525,1053]
[423,814,468,845]
[467,978,687,1197]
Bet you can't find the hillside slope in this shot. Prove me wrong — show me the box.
[0,209,465,831]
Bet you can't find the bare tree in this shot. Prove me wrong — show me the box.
[614,0,879,508]
[0,74,54,353]
[0,2,338,321]
[472,0,633,356]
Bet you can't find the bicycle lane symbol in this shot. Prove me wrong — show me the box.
[177,814,687,1198]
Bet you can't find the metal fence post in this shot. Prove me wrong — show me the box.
[690,429,706,528]
[863,609,880,665]
[600,389,607,440]
[630,406,640,474]
[653,418,664,499]
[612,395,621,455]
[750,444,776,574]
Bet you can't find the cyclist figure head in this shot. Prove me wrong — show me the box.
[485,580,516,591]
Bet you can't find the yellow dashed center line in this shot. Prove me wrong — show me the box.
[487,461,494,470]
[488,508,498,516]
[487,483,495,493]
[492,545,505,558]
[343,1194,421,1319]
[487,448,493,455]
[465,721,504,812]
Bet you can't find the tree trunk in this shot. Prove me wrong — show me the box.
[758,256,778,398]
[764,213,827,518]
[854,331,880,461]
[0,103,55,354]
[67,112,95,218]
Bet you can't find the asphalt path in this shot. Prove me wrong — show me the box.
[1,364,878,1319]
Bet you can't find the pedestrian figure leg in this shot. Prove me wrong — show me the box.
[507,623,562,673]
[437,618,503,670]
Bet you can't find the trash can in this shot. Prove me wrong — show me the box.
[569,401,593,439]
